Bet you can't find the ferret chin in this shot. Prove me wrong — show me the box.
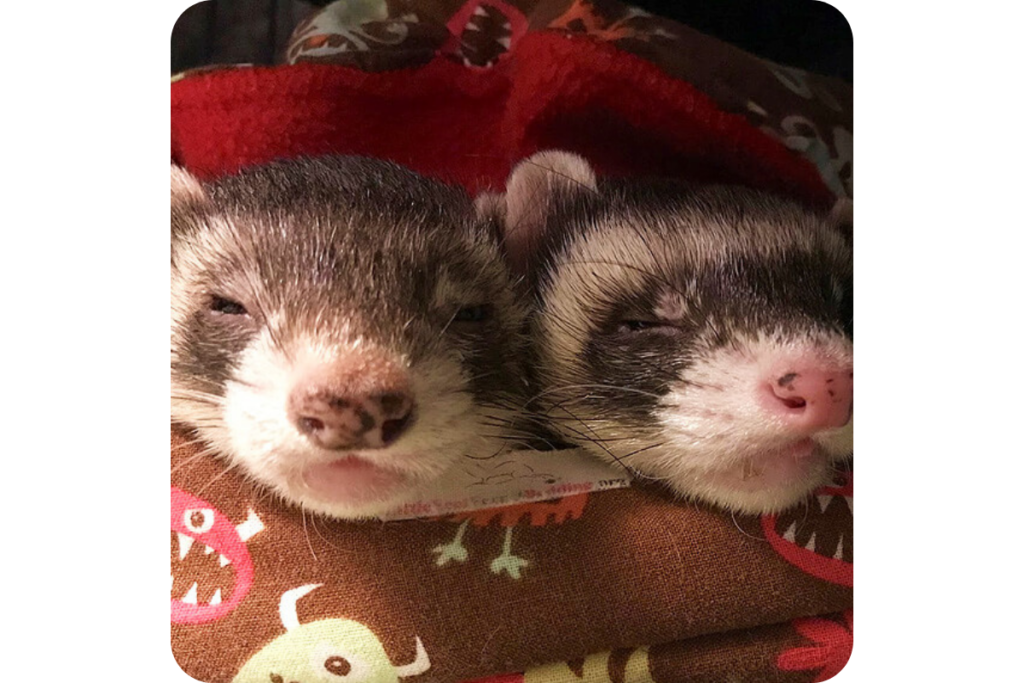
[171,157,530,519]
[484,150,853,515]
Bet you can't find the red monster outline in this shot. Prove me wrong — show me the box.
[171,486,264,624]
[777,610,853,682]
[761,472,853,587]
[442,0,530,65]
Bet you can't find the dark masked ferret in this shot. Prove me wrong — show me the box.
[171,157,528,519]
[483,150,852,515]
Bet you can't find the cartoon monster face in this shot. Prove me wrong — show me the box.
[234,620,410,683]
[171,487,264,623]
[232,584,430,683]
[761,471,852,586]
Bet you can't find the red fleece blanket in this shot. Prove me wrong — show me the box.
[172,24,848,208]
[171,1,852,681]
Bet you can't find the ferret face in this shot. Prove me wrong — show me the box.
[491,151,852,514]
[171,158,527,519]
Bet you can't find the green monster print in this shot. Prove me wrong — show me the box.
[523,647,653,683]
[432,494,589,580]
[434,520,529,579]
[233,584,431,683]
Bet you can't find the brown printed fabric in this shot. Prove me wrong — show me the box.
[172,428,852,682]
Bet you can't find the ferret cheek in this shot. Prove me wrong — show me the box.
[815,419,854,457]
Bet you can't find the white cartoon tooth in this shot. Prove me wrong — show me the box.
[181,582,198,605]
[219,554,231,567]
[844,496,852,514]
[177,533,194,561]
[804,532,817,553]
[235,509,264,542]
[833,534,844,560]
[209,588,222,606]
[816,495,832,512]
[783,521,797,543]
[204,544,214,555]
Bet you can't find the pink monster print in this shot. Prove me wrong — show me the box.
[171,487,264,624]
[762,471,852,587]
[777,611,853,682]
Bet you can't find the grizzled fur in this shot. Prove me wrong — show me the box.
[171,156,529,518]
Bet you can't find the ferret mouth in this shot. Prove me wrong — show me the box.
[298,454,414,506]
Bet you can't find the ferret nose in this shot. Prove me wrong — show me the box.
[761,366,852,432]
[289,388,416,450]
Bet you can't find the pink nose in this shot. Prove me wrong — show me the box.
[761,366,852,432]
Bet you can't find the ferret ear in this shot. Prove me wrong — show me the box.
[495,150,597,276]
[171,165,211,252]
[171,165,207,210]
[826,197,853,243]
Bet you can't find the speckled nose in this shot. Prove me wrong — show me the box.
[289,389,415,450]
[761,365,852,432]
[287,353,416,450]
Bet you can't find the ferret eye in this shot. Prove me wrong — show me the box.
[616,319,674,334]
[209,296,248,316]
[453,304,492,323]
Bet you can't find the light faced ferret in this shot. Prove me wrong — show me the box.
[483,151,853,514]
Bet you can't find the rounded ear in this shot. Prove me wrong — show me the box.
[493,150,597,277]
[171,165,210,250]
[826,197,853,243]
[171,165,207,210]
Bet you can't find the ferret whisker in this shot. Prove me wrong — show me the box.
[170,435,205,452]
[193,461,243,498]
[171,389,224,405]
[301,506,318,562]
[614,441,666,461]
[461,442,514,461]
[308,513,347,553]
[729,511,769,542]
[553,406,643,478]
[173,375,225,393]
[170,447,220,475]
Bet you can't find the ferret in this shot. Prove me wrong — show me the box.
[482,150,853,515]
[171,156,528,520]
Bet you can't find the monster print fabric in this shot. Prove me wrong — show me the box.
[171,0,852,680]
[172,429,852,682]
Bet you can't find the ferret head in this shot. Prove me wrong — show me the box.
[488,151,852,515]
[171,157,528,519]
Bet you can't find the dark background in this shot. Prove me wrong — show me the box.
[171,0,852,82]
